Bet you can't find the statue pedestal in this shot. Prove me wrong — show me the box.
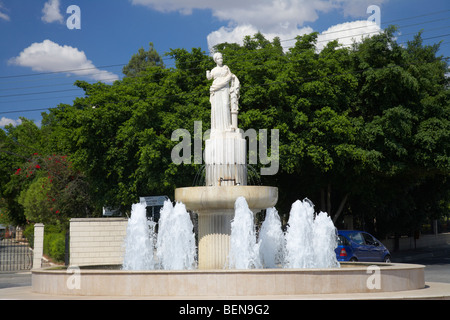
[175,186,278,269]
[204,131,247,186]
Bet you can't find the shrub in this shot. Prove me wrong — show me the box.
[43,225,66,263]
[23,224,35,248]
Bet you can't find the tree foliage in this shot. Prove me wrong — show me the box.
[122,42,165,78]
[1,30,448,238]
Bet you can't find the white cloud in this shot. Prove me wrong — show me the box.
[132,0,332,31]
[207,20,381,53]
[316,20,382,51]
[207,24,314,51]
[41,0,63,24]
[0,117,22,127]
[8,40,119,83]
[131,0,388,28]
[0,2,10,21]
[132,0,386,52]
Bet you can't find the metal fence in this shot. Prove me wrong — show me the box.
[0,237,33,271]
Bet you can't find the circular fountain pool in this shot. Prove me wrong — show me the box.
[32,262,425,297]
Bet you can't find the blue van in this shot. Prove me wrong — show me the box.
[335,230,391,263]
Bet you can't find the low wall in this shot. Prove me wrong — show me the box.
[384,233,450,252]
[69,218,128,266]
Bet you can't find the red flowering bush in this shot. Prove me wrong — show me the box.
[16,153,92,225]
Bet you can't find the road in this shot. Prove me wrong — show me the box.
[0,271,32,289]
[407,254,450,284]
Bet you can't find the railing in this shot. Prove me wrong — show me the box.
[0,237,33,271]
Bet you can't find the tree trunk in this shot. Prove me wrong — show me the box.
[321,183,349,224]
[332,193,349,224]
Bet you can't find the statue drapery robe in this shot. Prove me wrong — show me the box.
[209,65,232,133]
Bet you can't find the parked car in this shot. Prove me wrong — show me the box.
[335,230,391,263]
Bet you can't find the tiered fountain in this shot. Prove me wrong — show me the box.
[32,52,427,298]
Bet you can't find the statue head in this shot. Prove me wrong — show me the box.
[213,52,223,66]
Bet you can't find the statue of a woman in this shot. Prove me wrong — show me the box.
[206,52,234,134]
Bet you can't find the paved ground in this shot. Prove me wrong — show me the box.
[1,246,449,300]
[392,246,450,283]
[0,271,32,289]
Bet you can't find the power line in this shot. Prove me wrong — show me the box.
[1,8,449,82]
[1,21,448,96]
[0,23,447,94]
[0,108,51,115]
[0,63,125,80]
[0,34,448,116]
[0,11,448,113]
[1,27,448,104]
[0,88,81,99]
[1,48,447,117]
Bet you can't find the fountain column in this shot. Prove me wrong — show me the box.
[197,209,233,269]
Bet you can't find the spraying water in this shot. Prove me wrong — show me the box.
[284,199,315,268]
[258,207,284,268]
[313,211,340,268]
[283,199,339,269]
[228,197,261,269]
[156,200,197,270]
[122,203,156,270]
[123,197,339,271]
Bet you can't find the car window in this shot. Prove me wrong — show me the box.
[338,235,350,246]
[348,232,365,245]
[362,233,377,245]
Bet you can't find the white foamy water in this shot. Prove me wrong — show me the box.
[284,199,315,268]
[156,200,197,270]
[313,211,340,268]
[123,197,339,271]
[122,202,156,270]
[228,197,261,269]
[284,199,339,269]
[258,207,285,268]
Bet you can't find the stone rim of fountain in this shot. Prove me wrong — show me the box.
[175,185,278,211]
[32,262,426,297]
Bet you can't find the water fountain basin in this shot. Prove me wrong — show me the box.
[32,262,426,297]
[175,186,278,212]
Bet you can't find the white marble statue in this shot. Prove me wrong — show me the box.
[206,52,240,133]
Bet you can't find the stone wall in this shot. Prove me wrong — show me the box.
[69,218,128,266]
[383,232,450,252]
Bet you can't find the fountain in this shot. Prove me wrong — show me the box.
[155,201,196,270]
[284,199,340,269]
[228,197,261,269]
[258,207,284,268]
[175,51,278,269]
[122,203,156,270]
[31,52,428,298]
[122,201,197,271]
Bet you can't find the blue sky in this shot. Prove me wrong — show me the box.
[0,0,448,127]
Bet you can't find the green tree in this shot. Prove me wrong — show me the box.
[0,119,46,226]
[45,46,212,211]
[35,29,449,239]
[122,42,164,77]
